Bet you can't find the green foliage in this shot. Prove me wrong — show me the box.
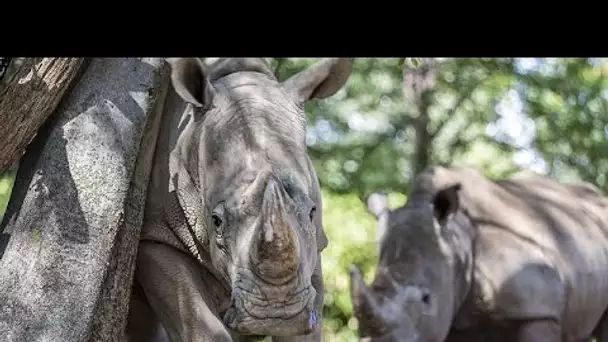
[514,58,608,189]
[320,188,405,341]
[320,189,375,341]
[273,58,527,202]
[0,170,15,223]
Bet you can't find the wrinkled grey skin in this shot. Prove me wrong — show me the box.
[350,166,608,342]
[125,57,353,342]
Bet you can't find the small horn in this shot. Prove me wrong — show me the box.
[366,192,388,218]
[349,265,391,336]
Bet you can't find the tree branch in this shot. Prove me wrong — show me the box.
[430,76,489,140]
[0,58,85,173]
[274,58,286,79]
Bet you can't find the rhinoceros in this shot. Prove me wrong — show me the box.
[125,57,353,342]
[350,166,608,342]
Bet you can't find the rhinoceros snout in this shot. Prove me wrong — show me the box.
[222,283,318,336]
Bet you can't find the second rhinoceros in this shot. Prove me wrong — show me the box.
[126,57,353,342]
[350,166,608,342]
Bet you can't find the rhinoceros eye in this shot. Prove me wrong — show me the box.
[212,213,227,250]
[309,205,316,222]
[211,203,227,250]
[212,214,223,228]
[211,202,225,229]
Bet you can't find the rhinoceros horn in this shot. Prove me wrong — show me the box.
[349,265,393,336]
[251,172,300,285]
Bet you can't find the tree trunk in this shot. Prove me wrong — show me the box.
[0,58,85,174]
[0,57,12,80]
[402,58,437,175]
[0,58,171,342]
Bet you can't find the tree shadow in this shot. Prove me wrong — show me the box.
[448,261,561,342]
[488,177,608,272]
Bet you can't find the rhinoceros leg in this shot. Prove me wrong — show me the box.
[136,240,233,342]
[125,284,170,342]
[591,309,608,342]
[516,320,561,342]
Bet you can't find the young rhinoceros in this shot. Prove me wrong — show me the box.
[126,58,353,342]
[350,166,608,342]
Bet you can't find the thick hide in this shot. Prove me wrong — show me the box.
[0,58,170,342]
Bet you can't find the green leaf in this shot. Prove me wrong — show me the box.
[32,227,40,241]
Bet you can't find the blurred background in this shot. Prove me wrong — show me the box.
[2,57,608,341]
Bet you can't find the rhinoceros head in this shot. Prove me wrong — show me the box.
[350,179,466,342]
[165,57,352,336]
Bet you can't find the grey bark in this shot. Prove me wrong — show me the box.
[0,58,85,174]
[0,58,171,342]
[0,57,12,80]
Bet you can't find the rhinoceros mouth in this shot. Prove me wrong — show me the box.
[222,281,318,336]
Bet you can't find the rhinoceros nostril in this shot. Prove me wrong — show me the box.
[421,292,431,305]
[308,310,317,325]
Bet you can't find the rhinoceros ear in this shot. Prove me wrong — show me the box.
[282,58,353,103]
[432,183,461,226]
[166,57,214,109]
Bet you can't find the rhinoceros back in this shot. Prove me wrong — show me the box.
[456,168,608,338]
